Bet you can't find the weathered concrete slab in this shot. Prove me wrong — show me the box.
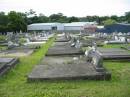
[0,58,19,76]
[98,48,130,60]
[0,58,14,63]
[46,48,83,56]
[12,45,41,49]
[0,49,34,57]
[55,36,70,42]
[46,42,84,56]
[28,56,111,81]
[98,48,126,52]
[80,40,104,47]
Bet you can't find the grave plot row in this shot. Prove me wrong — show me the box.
[28,34,111,81]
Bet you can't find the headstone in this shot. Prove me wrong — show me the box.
[92,42,97,51]
[119,36,125,42]
[71,37,77,47]
[75,39,82,49]
[114,35,119,41]
[85,47,104,72]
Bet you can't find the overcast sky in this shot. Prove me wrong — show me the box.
[0,0,130,17]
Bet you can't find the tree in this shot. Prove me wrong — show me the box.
[49,13,63,22]
[38,14,49,23]
[111,15,118,21]
[49,13,68,23]
[8,11,27,33]
[0,12,9,33]
[68,16,79,23]
[0,12,9,25]
[103,19,117,26]
[25,9,36,17]
[79,15,100,24]
[125,11,130,23]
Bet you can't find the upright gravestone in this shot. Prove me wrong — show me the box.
[75,39,82,49]
[7,32,14,49]
[71,37,77,47]
[85,46,104,72]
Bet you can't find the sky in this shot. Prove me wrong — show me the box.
[0,0,130,17]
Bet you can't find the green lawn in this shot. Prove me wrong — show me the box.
[103,43,130,48]
[0,46,7,50]
[0,38,130,97]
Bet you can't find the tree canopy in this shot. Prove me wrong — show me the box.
[103,19,117,26]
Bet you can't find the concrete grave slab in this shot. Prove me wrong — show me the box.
[46,42,84,56]
[0,58,19,76]
[55,36,70,42]
[97,48,130,60]
[80,40,104,47]
[0,49,34,57]
[28,56,111,81]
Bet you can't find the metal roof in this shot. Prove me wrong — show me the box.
[64,22,96,27]
[28,23,61,26]
[117,23,130,26]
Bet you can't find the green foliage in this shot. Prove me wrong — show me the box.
[0,12,9,26]
[125,11,130,23]
[19,38,26,45]
[0,45,7,50]
[103,19,117,26]
[111,15,118,21]
[8,11,27,32]
[68,16,79,23]
[49,13,68,23]
[0,35,6,41]
[103,43,130,48]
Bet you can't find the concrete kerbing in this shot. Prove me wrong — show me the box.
[28,73,111,82]
[0,58,19,76]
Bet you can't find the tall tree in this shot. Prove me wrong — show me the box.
[0,12,9,33]
[125,11,130,23]
[68,16,79,23]
[8,11,27,33]
[0,12,9,25]
[103,19,117,26]
[38,14,49,23]
[111,15,118,21]
[49,13,68,22]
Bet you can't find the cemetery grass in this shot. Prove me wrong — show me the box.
[103,43,130,48]
[0,45,7,50]
[0,42,129,97]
